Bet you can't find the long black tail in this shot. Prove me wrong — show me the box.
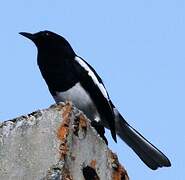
[115,113,171,170]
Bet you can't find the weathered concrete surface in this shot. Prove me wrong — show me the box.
[0,102,128,180]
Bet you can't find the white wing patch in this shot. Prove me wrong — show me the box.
[75,56,109,99]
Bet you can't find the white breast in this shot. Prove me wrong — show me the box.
[53,82,100,122]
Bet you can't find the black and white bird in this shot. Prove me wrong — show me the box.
[20,30,171,170]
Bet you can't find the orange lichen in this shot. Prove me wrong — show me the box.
[110,152,129,180]
[90,160,97,169]
[73,113,87,137]
[62,168,73,180]
[57,102,72,159]
[112,165,129,180]
[79,114,87,130]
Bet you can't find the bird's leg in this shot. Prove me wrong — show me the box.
[91,121,108,145]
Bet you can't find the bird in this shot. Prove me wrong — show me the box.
[19,30,171,170]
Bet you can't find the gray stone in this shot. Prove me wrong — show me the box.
[0,102,128,180]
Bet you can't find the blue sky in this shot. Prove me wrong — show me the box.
[0,0,184,179]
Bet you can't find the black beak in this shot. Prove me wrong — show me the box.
[19,32,34,41]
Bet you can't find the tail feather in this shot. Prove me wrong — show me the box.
[115,113,171,170]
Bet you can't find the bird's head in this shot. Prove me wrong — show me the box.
[19,30,75,58]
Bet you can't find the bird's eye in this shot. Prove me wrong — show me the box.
[45,32,49,36]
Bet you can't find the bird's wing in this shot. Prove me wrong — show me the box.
[74,56,117,142]
[75,56,109,98]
